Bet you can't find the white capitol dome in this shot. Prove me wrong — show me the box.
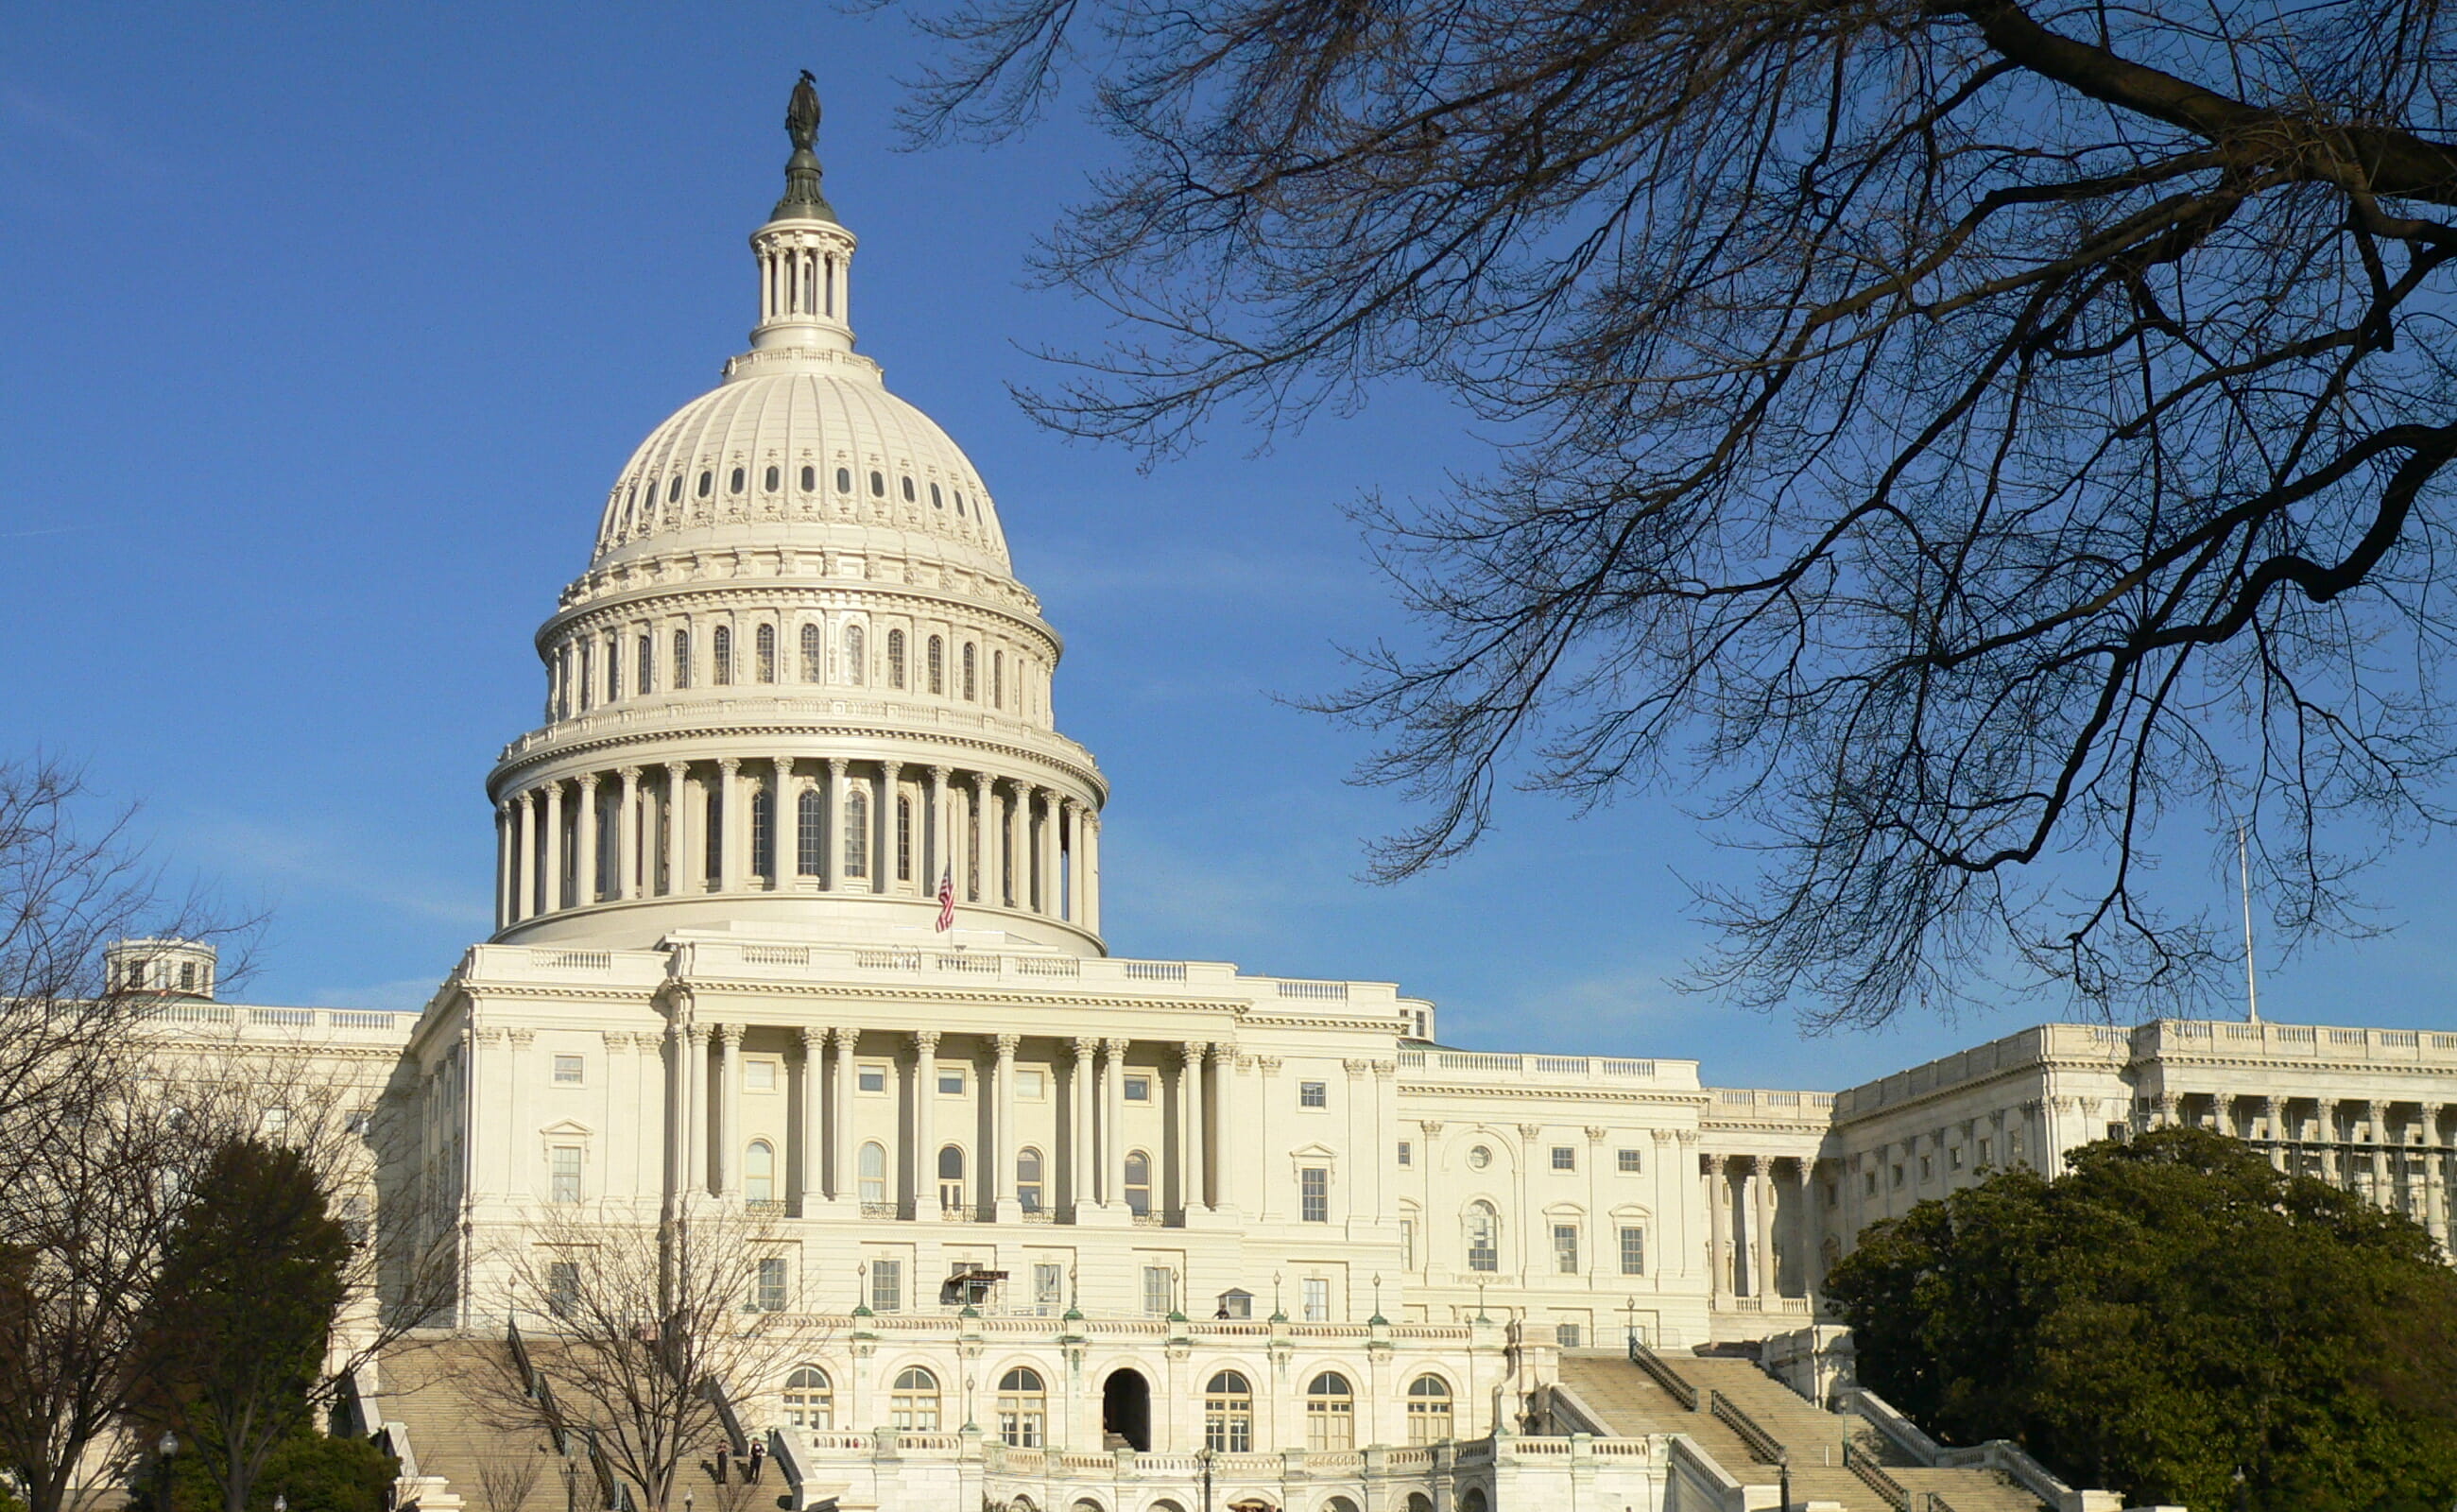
[485,95,1106,955]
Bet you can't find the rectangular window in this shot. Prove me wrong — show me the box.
[550,1146,582,1204]
[552,1054,584,1086]
[1891,1164,1905,1190]
[1864,1169,1879,1196]
[858,1065,888,1093]
[1555,1322,1583,1349]
[1124,1074,1151,1102]
[1143,1265,1174,1315]
[1949,1145,1965,1171]
[1552,1146,1576,1172]
[752,1256,787,1313]
[1302,1277,1330,1322]
[1617,1148,1642,1174]
[1299,1167,1330,1224]
[1017,1069,1046,1099]
[1298,1081,1328,1108]
[745,1059,777,1091]
[938,1068,967,1095]
[1400,1217,1416,1270]
[1976,1138,1992,1168]
[1032,1263,1065,1313]
[896,798,913,882]
[1553,1224,1579,1274]
[870,1259,902,1313]
[546,1261,580,1317]
[1619,1226,1645,1276]
[1920,1155,1934,1181]
[1397,1141,1412,1167]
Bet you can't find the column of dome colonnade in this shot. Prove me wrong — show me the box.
[485,77,1106,954]
[490,759,1099,936]
[648,1014,1224,1227]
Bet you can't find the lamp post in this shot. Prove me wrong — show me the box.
[1196,1445,1214,1512]
[155,1433,178,1512]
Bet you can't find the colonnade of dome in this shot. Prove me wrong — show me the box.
[485,91,1105,954]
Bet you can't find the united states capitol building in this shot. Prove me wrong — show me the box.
[129,87,2457,1512]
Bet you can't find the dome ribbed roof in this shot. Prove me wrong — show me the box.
[591,361,1012,577]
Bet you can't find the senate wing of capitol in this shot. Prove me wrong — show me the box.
[116,81,2457,1512]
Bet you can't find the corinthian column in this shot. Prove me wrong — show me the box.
[715,758,743,893]
[798,1027,825,1212]
[494,801,514,930]
[877,760,902,893]
[715,1024,743,1197]
[991,1033,1021,1221]
[927,765,952,900]
[776,756,799,886]
[829,1026,856,1206]
[913,1030,941,1216]
[541,781,565,913]
[576,773,601,905]
[662,762,686,896]
[1103,1038,1130,1211]
[1083,812,1102,936]
[1179,1041,1208,1217]
[1707,1156,1731,1303]
[1069,1036,1097,1218]
[825,758,849,891]
[1751,1156,1777,1299]
[972,772,997,904]
[617,767,641,900]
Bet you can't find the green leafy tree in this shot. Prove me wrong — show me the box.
[1828,1126,2457,1508]
[131,1141,352,1512]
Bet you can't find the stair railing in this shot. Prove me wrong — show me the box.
[1624,1335,1699,1410]
[1844,1439,1913,1512]
[1709,1391,1789,1467]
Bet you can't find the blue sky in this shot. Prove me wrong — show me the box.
[8,3,2457,1091]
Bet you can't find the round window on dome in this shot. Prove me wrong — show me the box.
[902,476,917,503]
[955,491,967,517]
[869,471,885,497]
[765,465,781,492]
[801,465,817,492]
[697,471,713,499]
[930,483,943,509]
[667,475,683,504]
[730,467,746,494]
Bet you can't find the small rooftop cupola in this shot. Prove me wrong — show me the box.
[750,72,857,357]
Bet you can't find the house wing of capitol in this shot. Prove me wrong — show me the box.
[117,79,2457,1512]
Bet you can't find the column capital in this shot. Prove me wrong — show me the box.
[507,1027,536,1049]
[517,789,536,811]
[1650,1126,1676,1144]
[1103,1036,1131,1057]
[1181,1040,1209,1067]
[577,771,602,793]
[1745,1153,1771,1175]
[663,759,688,778]
[912,1028,942,1054]
[1585,1125,1608,1143]
[717,756,742,776]
[827,756,850,777]
[1209,1040,1238,1067]
[497,798,515,817]
[1516,1123,1542,1143]
[1072,1036,1099,1061]
[994,1032,1022,1057]
[716,1023,744,1048]
[619,765,642,782]
[828,1025,860,1050]
[685,1024,712,1047]
[797,1025,826,1057]
[930,764,954,782]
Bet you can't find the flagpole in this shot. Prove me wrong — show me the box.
[2237,821,2259,1025]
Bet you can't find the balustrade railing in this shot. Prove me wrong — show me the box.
[1625,1335,1698,1410]
[1844,1440,1912,1511]
[1709,1392,1787,1466]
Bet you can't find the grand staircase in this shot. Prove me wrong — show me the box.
[1555,1349,2049,1512]
[376,1338,573,1512]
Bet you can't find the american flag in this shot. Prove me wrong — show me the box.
[936,866,955,932]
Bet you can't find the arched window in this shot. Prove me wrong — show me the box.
[797,789,823,876]
[901,475,916,502]
[555,645,572,720]
[889,1367,939,1431]
[696,470,713,499]
[927,636,945,695]
[1467,1201,1500,1273]
[843,624,866,685]
[1406,1375,1454,1444]
[996,1366,1045,1447]
[930,482,944,509]
[1305,1372,1355,1451]
[749,786,775,882]
[835,466,851,493]
[755,624,777,683]
[729,466,746,495]
[713,626,733,686]
[844,789,869,878]
[937,1145,966,1211]
[782,1366,832,1430]
[703,789,724,884]
[992,649,1004,709]
[857,1142,887,1206]
[1016,1148,1044,1213]
[672,628,691,690]
[577,642,593,712]
[800,464,816,492]
[637,634,655,696]
[800,623,822,682]
[605,634,621,702]
[1123,1151,1152,1217]
[886,628,906,688]
[764,464,780,492]
[961,643,977,701]
[868,470,885,497]
[1204,1371,1253,1452]
[745,1142,775,1205]
[667,473,683,504]
[895,796,912,882]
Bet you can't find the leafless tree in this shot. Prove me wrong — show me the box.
[896,0,2457,1025]
[475,1451,549,1512]
[476,1209,808,1512]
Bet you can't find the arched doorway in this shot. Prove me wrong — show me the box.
[1101,1367,1152,1451]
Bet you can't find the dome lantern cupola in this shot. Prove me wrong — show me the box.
[750,71,856,357]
